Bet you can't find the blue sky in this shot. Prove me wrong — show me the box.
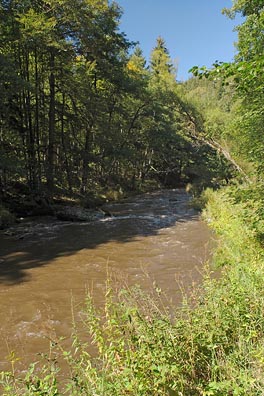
[116,0,241,81]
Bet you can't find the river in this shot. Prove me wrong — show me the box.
[0,189,211,372]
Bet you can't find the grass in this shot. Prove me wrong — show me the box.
[1,185,264,395]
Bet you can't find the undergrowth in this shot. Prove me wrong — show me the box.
[0,205,15,229]
[1,184,264,395]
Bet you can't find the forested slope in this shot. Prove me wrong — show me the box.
[0,0,231,222]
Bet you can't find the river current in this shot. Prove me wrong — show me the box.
[0,189,211,371]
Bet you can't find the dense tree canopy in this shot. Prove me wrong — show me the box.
[191,0,264,179]
[1,0,260,212]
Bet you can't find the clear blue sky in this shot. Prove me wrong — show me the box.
[116,0,241,81]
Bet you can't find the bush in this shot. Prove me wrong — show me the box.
[189,188,214,210]
[0,206,15,229]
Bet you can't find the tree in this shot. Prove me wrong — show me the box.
[149,36,177,90]
[0,0,235,203]
[0,0,132,197]
[190,0,264,179]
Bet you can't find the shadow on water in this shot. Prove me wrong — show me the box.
[0,189,199,285]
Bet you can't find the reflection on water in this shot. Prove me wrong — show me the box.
[0,189,211,371]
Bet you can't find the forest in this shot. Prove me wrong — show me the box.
[0,0,241,223]
[1,0,264,395]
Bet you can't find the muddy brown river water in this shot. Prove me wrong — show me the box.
[0,189,211,372]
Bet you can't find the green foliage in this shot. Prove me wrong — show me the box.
[2,0,264,394]
[149,36,177,90]
[227,182,264,244]
[203,187,263,266]
[0,0,232,200]
[0,205,15,229]
[188,187,213,210]
[1,1,264,394]
[190,1,264,180]
[0,0,222,198]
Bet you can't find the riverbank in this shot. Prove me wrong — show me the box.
[1,184,263,395]
[0,179,162,230]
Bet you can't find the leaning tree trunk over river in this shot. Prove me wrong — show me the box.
[175,97,251,182]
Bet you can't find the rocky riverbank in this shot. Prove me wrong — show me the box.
[1,205,112,242]
[0,190,112,231]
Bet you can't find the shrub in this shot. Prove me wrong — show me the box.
[0,206,15,229]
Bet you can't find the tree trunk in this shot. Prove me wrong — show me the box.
[47,49,55,195]
[176,97,250,181]
[34,46,42,190]
[24,49,37,191]
[80,127,92,194]
[60,94,73,192]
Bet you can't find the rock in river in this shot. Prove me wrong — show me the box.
[55,205,105,222]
